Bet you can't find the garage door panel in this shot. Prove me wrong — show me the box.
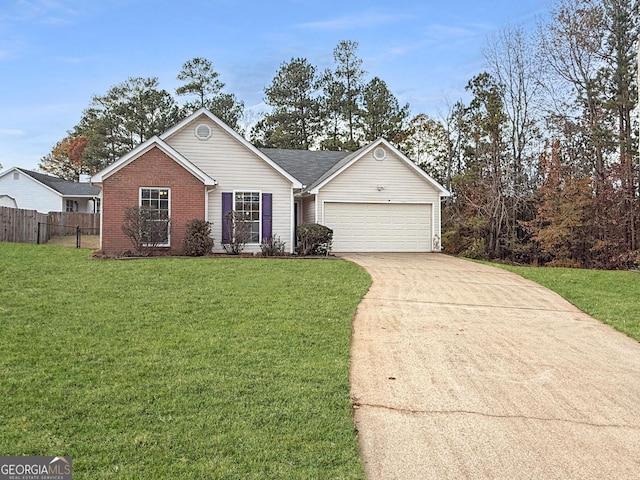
[324,202,431,252]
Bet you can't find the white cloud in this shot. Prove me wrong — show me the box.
[423,22,492,41]
[296,11,411,31]
[0,128,26,136]
[3,0,80,25]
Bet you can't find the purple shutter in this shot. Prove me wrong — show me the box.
[262,193,272,240]
[222,192,232,243]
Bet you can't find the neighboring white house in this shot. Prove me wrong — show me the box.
[0,167,101,213]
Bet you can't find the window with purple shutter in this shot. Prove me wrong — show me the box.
[221,192,232,244]
[262,193,272,240]
[223,191,272,244]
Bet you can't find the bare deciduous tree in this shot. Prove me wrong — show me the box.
[121,206,170,256]
[222,210,252,255]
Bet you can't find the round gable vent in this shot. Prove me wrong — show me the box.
[195,123,212,140]
[373,146,387,161]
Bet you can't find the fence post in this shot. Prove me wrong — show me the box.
[37,222,41,244]
[76,226,80,248]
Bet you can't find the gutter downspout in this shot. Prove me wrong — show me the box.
[290,188,296,254]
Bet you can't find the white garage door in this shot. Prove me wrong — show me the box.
[324,202,432,252]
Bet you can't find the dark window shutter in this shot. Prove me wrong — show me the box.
[262,193,272,240]
[222,192,232,244]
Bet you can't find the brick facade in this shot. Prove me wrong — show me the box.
[101,146,206,256]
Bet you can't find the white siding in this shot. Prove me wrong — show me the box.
[316,148,443,250]
[165,115,295,253]
[0,171,62,213]
[301,196,316,224]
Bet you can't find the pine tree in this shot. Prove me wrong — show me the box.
[251,58,320,149]
[176,57,245,131]
[361,77,409,144]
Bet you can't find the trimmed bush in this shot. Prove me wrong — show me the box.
[260,235,286,257]
[296,223,333,256]
[182,219,214,256]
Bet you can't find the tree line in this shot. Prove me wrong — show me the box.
[250,40,409,151]
[40,0,638,269]
[40,58,245,180]
[431,0,638,269]
[40,40,408,180]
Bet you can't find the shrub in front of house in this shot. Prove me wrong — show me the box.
[121,206,171,256]
[296,223,333,256]
[260,235,286,257]
[182,219,214,256]
[222,210,252,255]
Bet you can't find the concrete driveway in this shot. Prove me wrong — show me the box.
[343,253,640,480]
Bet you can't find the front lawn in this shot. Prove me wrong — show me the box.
[489,263,640,342]
[0,243,371,479]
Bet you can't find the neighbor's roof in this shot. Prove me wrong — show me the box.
[260,148,350,188]
[16,168,101,196]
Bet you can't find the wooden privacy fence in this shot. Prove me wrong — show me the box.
[47,211,100,236]
[0,206,100,244]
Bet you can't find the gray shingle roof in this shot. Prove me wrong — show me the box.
[259,148,351,188]
[18,168,101,196]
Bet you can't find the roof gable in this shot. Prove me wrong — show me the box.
[91,136,216,186]
[161,109,302,188]
[307,139,450,196]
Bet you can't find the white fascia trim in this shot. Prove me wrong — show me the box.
[62,194,101,199]
[91,136,217,186]
[0,167,17,181]
[160,108,303,189]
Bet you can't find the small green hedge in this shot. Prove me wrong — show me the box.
[182,219,214,256]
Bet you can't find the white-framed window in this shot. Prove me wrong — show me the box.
[66,199,77,212]
[234,191,261,243]
[140,187,170,246]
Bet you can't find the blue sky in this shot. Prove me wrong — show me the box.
[0,0,547,171]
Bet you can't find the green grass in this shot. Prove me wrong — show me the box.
[487,262,640,341]
[0,243,371,479]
